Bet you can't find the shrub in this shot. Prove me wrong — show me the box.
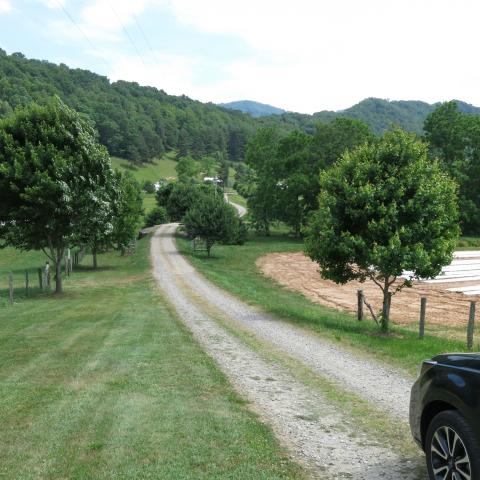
[144,206,168,227]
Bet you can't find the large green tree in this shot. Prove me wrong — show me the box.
[304,130,459,331]
[245,128,281,234]
[424,101,480,234]
[183,195,244,256]
[0,98,115,293]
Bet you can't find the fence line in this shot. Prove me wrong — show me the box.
[1,247,86,306]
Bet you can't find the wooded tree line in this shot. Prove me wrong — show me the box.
[241,102,480,237]
[0,98,144,294]
[0,50,297,164]
[5,51,479,167]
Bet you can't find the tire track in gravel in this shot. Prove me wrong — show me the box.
[161,224,413,421]
[151,224,426,479]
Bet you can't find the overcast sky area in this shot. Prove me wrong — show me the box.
[0,0,479,113]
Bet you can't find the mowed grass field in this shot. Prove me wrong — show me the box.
[176,231,478,376]
[111,152,178,183]
[0,238,305,479]
[111,153,177,217]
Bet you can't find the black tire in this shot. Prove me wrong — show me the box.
[426,410,480,480]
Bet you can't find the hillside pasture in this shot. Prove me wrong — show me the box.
[111,153,178,183]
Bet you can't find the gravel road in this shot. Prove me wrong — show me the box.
[225,194,247,217]
[151,224,426,479]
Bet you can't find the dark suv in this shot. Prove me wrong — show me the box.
[410,353,480,479]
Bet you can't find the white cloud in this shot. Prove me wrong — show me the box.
[34,0,480,112]
[107,51,200,97]
[0,0,12,13]
[158,0,480,112]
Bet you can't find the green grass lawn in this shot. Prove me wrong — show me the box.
[228,193,247,208]
[177,232,477,376]
[0,239,304,480]
[457,236,480,249]
[111,151,178,183]
[142,192,157,216]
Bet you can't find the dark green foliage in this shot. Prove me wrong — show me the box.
[4,52,480,167]
[424,101,480,234]
[245,128,281,235]
[144,206,168,227]
[175,156,200,182]
[0,98,115,292]
[312,118,374,169]
[0,52,262,163]
[142,180,156,194]
[304,130,460,331]
[111,171,144,253]
[244,120,373,235]
[183,195,245,256]
[218,153,230,186]
[157,182,216,221]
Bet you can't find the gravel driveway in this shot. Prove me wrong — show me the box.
[151,224,427,479]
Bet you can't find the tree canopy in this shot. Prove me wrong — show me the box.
[424,101,480,234]
[183,195,245,256]
[304,129,459,331]
[0,98,119,292]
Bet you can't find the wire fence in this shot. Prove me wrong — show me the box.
[0,248,86,306]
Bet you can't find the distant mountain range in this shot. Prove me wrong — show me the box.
[219,100,286,117]
[221,97,480,135]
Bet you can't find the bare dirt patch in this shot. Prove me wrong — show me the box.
[257,252,478,329]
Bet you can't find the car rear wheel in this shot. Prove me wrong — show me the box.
[426,410,480,480]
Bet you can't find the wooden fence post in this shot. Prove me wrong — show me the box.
[38,267,43,290]
[8,272,13,304]
[25,270,29,297]
[467,301,476,350]
[419,297,427,339]
[357,290,364,321]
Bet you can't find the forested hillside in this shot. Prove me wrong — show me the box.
[2,49,480,165]
[0,49,281,163]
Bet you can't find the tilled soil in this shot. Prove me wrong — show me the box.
[258,252,477,328]
[151,225,427,479]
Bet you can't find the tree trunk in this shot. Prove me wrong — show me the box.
[381,282,392,332]
[54,249,63,294]
[93,248,98,270]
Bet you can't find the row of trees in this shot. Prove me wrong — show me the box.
[241,102,480,238]
[0,98,143,293]
[242,111,465,331]
[237,118,373,235]
[424,101,480,234]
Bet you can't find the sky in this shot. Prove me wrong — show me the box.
[1,0,480,114]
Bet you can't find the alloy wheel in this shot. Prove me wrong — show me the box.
[431,425,472,480]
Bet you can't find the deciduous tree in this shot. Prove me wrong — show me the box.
[304,130,459,331]
[0,98,114,293]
